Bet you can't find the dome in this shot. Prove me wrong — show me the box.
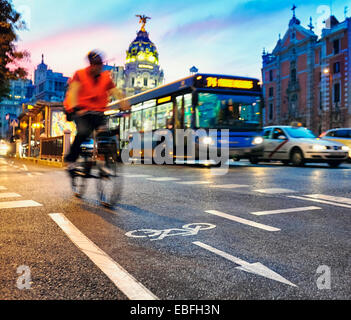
[126,30,159,65]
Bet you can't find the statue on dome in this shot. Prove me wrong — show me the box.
[136,14,151,32]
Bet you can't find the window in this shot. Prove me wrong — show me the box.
[272,128,286,140]
[291,68,297,83]
[131,78,135,87]
[333,39,340,55]
[269,70,273,82]
[184,94,192,129]
[333,62,340,74]
[269,87,274,97]
[263,128,271,139]
[156,102,173,129]
[269,103,273,120]
[195,93,261,129]
[326,130,335,137]
[144,78,148,87]
[333,130,350,138]
[142,106,156,131]
[319,91,322,110]
[333,83,341,103]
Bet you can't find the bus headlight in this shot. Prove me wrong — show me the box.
[342,146,350,152]
[201,137,214,145]
[252,137,263,145]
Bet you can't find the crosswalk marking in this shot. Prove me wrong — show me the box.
[254,188,295,194]
[288,195,351,209]
[0,193,21,199]
[0,186,7,191]
[49,213,158,300]
[147,177,180,182]
[205,210,280,232]
[0,200,42,209]
[177,181,210,185]
[250,206,321,216]
[304,194,351,205]
[210,184,249,189]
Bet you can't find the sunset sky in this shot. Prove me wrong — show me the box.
[12,0,350,83]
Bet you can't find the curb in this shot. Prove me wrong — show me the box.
[8,157,64,168]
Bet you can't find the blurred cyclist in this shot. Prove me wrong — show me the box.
[64,50,127,172]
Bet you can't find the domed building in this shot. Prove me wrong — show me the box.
[111,16,164,97]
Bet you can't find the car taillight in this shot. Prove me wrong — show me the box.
[319,132,326,138]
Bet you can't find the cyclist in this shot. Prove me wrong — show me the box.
[64,50,128,172]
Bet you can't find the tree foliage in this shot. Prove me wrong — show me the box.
[0,0,29,99]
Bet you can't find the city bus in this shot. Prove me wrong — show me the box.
[106,73,264,164]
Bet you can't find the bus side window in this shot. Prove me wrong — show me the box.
[156,102,173,129]
[184,93,192,129]
[175,95,183,129]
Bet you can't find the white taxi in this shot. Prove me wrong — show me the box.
[257,125,349,167]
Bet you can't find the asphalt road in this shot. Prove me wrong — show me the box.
[0,156,350,300]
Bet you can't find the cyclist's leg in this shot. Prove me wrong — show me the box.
[65,114,95,164]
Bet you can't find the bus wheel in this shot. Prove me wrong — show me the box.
[282,160,290,166]
[249,157,259,165]
[290,148,304,166]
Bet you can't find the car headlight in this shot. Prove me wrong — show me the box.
[252,137,264,145]
[342,146,350,151]
[312,144,327,151]
[201,137,215,145]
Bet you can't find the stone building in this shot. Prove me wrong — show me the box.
[262,8,351,134]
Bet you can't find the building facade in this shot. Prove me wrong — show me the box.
[105,17,164,98]
[262,10,351,134]
[0,79,34,139]
[34,55,69,102]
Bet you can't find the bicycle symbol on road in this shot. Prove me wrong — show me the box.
[125,223,216,241]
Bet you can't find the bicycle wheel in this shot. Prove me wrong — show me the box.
[96,153,123,207]
[71,160,90,198]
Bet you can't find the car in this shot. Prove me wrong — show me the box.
[255,125,349,167]
[319,128,351,160]
[0,140,9,156]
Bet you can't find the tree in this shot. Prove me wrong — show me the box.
[0,0,29,99]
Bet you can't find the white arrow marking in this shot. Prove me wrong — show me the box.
[193,241,297,287]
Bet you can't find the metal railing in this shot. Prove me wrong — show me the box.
[39,131,71,161]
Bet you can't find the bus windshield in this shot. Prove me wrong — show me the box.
[195,93,261,130]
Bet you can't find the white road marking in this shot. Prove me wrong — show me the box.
[193,241,297,287]
[49,213,158,300]
[250,206,321,216]
[0,200,42,209]
[205,210,280,232]
[304,194,351,205]
[210,184,249,189]
[0,186,7,190]
[177,181,211,185]
[123,174,152,178]
[147,177,180,182]
[0,193,21,199]
[288,195,351,209]
[254,188,295,194]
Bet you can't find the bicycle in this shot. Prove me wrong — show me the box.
[69,113,123,208]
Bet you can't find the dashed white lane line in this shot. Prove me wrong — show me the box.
[123,174,153,178]
[250,206,321,216]
[254,188,295,194]
[0,193,21,199]
[305,194,351,205]
[205,210,280,232]
[0,200,42,209]
[288,195,351,209]
[49,213,158,300]
[147,177,181,182]
[177,181,211,185]
[210,184,249,189]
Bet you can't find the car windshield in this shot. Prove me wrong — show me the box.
[285,127,316,139]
